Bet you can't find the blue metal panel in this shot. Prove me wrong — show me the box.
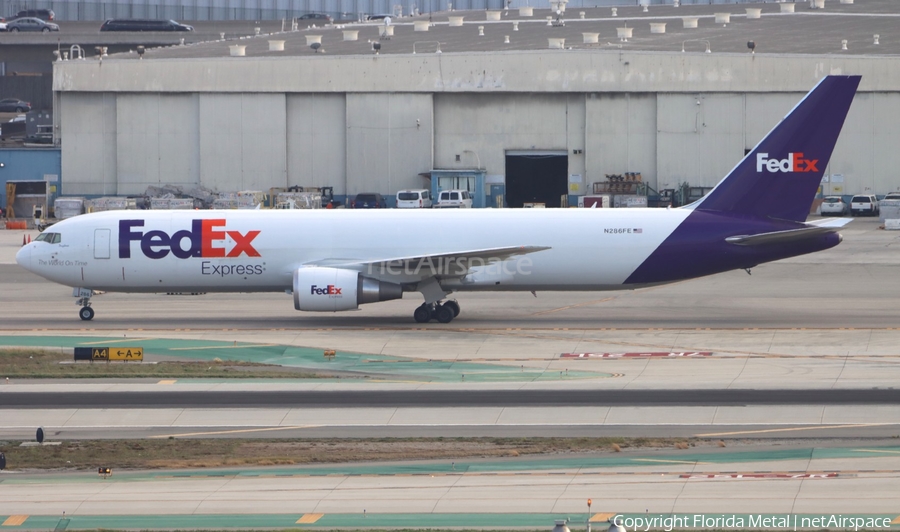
[0,148,62,210]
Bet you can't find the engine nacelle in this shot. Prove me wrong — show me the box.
[293,267,403,312]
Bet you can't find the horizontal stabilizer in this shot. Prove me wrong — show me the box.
[725,220,849,246]
[804,217,853,229]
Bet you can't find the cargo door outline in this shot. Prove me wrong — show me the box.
[94,229,110,259]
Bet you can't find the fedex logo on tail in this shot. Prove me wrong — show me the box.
[119,219,261,259]
[756,152,819,173]
[311,285,342,296]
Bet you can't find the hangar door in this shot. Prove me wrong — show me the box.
[505,151,568,208]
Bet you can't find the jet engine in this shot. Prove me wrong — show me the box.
[293,267,403,311]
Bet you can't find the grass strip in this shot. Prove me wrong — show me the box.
[0,348,325,379]
[0,437,691,471]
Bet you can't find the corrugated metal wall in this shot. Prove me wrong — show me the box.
[57,87,900,200]
[0,75,52,111]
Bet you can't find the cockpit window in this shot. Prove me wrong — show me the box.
[35,232,61,243]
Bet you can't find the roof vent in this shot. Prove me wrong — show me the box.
[269,40,285,50]
[512,21,519,31]
[486,10,501,21]
[650,22,666,34]
[342,30,359,41]
[305,35,323,46]
[745,8,762,19]
[715,13,730,24]
[810,0,824,8]
[229,44,246,56]
[449,16,464,26]
[840,0,854,3]
[579,11,585,19]
[583,32,599,44]
[682,17,698,29]
[414,20,429,31]
[548,37,565,49]
[611,7,617,17]
[841,39,848,50]
[504,35,510,43]
[519,6,533,16]
[780,3,795,13]
[874,34,880,45]
[617,27,633,41]
[478,25,485,36]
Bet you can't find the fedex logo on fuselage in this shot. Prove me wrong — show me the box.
[756,152,819,173]
[118,219,261,260]
[311,285,342,296]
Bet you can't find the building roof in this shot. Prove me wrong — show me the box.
[109,0,900,60]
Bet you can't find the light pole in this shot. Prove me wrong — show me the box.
[586,499,592,532]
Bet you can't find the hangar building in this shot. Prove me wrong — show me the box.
[53,0,900,207]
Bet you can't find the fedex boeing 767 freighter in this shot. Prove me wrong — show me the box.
[16,75,860,323]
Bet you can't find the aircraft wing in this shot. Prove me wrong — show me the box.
[307,245,551,277]
[725,218,851,246]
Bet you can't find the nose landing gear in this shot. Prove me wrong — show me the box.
[413,300,461,323]
[78,306,95,321]
[74,288,95,321]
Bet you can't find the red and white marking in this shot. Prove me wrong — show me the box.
[680,473,837,480]
[560,352,713,359]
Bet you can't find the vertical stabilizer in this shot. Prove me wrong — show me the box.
[692,75,861,223]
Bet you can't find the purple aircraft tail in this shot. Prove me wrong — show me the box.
[691,75,861,223]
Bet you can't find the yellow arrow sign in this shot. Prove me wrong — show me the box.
[109,347,143,361]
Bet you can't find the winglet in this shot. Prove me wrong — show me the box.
[692,75,861,223]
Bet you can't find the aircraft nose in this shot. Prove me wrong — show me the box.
[15,244,32,270]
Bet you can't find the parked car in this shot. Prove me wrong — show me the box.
[434,189,473,209]
[350,193,386,209]
[298,13,333,23]
[0,21,7,31]
[7,17,59,32]
[0,99,31,112]
[9,9,54,21]
[396,189,432,209]
[820,196,848,216]
[882,192,900,201]
[849,194,879,216]
[100,19,193,31]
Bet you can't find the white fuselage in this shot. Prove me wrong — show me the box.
[18,208,691,293]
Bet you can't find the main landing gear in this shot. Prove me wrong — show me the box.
[413,300,461,324]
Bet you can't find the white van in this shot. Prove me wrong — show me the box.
[396,189,432,209]
[850,194,879,216]
[435,189,473,208]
